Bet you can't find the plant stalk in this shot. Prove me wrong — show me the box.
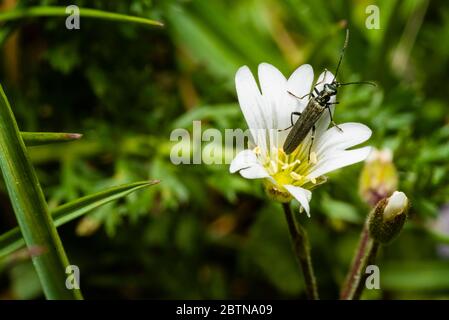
[0,6,163,26]
[340,221,379,300]
[282,203,319,300]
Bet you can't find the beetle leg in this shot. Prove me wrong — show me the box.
[291,112,301,126]
[308,125,316,162]
[288,90,311,100]
[278,112,302,131]
[313,68,328,88]
[326,104,343,132]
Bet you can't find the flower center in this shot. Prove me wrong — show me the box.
[256,144,326,201]
[268,146,316,183]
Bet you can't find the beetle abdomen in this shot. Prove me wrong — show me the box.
[283,100,325,155]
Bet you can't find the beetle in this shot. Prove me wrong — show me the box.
[282,29,375,158]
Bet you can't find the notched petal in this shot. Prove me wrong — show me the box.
[229,149,258,173]
[284,185,312,216]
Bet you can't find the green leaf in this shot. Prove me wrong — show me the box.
[0,180,159,260]
[0,84,81,299]
[321,195,363,223]
[0,6,163,27]
[21,132,82,147]
[171,104,240,129]
[166,5,243,82]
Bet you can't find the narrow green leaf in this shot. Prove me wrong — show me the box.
[21,132,82,147]
[0,85,81,300]
[0,180,159,260]
[0,6,163,27]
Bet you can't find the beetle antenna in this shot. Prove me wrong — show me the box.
[339,81,377,87]
[332,29,349,82]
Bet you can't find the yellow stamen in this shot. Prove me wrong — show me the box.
[310,177,317,184]
[290,172,302,181]
[279,148,287,157]
[281,159,301,171]
[310,151,318,164]
[270,160,278,173]
[254,146,261,155]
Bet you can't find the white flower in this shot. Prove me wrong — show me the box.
[383,191,408,221]
[230,63,372,216]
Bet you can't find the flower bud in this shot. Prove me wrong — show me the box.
[383,191,408,220]
[359,148,398,207]
[369,191,409,244]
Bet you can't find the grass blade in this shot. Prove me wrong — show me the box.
[21,132,82,147]
[0,6,163,27]
[0,180,159,260]
[0,85,81,299]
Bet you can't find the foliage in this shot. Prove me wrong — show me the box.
[0,0,448,299]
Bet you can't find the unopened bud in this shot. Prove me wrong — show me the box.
[383,191,408,221]
[369,191,409,244]
[359,148,398,206]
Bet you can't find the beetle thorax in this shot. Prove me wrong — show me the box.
[317,83,337,104]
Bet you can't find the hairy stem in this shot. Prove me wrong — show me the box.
[282,203,319,300]
[340,222,379,300]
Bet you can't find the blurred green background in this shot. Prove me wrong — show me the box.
[1,0,449,299]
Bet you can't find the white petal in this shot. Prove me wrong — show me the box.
[229,149,258,173]
[235,66,263,130]
[308,146,372,179]
[229,149,272,180]
[235,66,268,153]
[284,64,314,131]
[287,64,314,101]
[384,191,408,220]
[239,164,271,179]
[284,185,312,217]
[315,70,335,91]
[258,63,287,127]
[258,63,291,150]
[314,123,372,156]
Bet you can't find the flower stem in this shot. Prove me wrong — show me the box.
[340,221,380,300]
[282,203,319,300]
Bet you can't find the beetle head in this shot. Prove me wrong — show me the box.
[323,83,338,97]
